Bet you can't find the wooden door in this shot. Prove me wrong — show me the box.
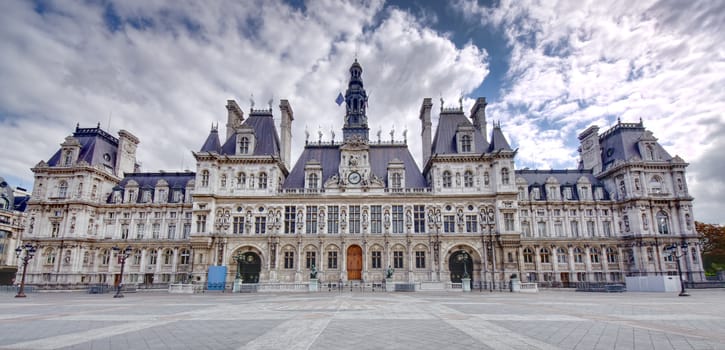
[347,245,362,280]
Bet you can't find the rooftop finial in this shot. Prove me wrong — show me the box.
[250,93,255,110]
[305,126,310,144]
[440,93,444,112]
[268,96,274,111]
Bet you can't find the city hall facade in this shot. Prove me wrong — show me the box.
[18,61,704,289]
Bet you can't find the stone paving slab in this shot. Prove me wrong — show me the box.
[0,289,724,349]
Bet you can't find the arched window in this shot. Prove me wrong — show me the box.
[642,213,649,230]
[540,248,551,263]
[58,181,68,198]
[163,249,173,265]
[133,250,142,265]
[201,170,209,187]
[259,172,268,189]
[484,172,490,186]
[523,247,534,263]
[180,249,190,265]
[463,171,473,188]
[557,247,568,263]
[619,180,626,197]
[64,151,73,166]
[606,247,618,263]
[101,249,110,265]
[308,173,319,188]
[656,211,670,234]
[573,247,583,263]
[391,173,402,188]
[590,248,600,263]
[148,249,158,265]
[650,175,663,194]
[461,135,471,152]
[442,171,452,188]
[501,168,510,185]
[240,137,249,154]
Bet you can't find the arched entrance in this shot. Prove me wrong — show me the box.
[235,252,261,283]
[449,250,474,288]
[347,245,362,280]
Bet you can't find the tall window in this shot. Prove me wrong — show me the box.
[148,250,157,265]
[133,250,142,265]
[121,224,129,239]
[183,223,191,239]
[464,171,473,187]
[442,171,452,188]
[58,181,68,198]
[284,251,294,269]
[237,172,246,187]
[573,248,583,263]
[284,206,296,234]
[255,217,267,234]
[233,216,244,234]
[570,221,579,237]
[557,248,568,263]
[415,251,426,268]
[540,248,551,263]
[327,206,339,234]
[152,223,161,239]
[327,251,338,269]
[167,224,176,239]
[100,249,110,265]
[163,249,173,264]
[586,221,595,236]
[64,151,73,166]
[258,172,268,189]
[606,247,617,263]
[465,215,477,233]
[201,170,209,187]
[393,251,404,269]
[240,137,249,154]
[306,206,318,233]
[413,205,425,233]
[443,215,455,233]
[537,221,547,237]
[180,249,190,265]
[523,248,534,263]
[371,251,382,269]
[391,205,404,233]
[501,168,510,185]
[349,206,361,234]
[196,215,207,233]
[656,211,670,234]
[590,248,600,263]
[371,206,382,234]
[603,221,612,237]
[484,172,490,186]
[306,251,316,269]
[307,173,318,189]
[391,173,402,188]
[504,213,514,231]
[461,135,471,152]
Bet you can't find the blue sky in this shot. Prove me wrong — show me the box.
[1,0,724,224]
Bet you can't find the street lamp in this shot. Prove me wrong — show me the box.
[664,242,689,297]
[112,245,132,298]
[480,206,496,291]
[15,243,37,298]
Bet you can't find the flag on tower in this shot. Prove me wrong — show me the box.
[335,92,344,106]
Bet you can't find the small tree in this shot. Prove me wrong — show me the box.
[696,221,725,275]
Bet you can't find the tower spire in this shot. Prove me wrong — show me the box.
[342,59,369,142]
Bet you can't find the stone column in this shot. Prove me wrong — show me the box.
[551,246,560,282]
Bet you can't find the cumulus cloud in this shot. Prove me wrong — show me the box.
[0,0,488,190]
[454,0,725,224]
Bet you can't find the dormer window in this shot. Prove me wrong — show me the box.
[237,172,246,187]
[646,144,655,160]
[563,187,572,200]
[307,173,319,189]
[63,151,73,166]
[236,131,255,155]
[259,172,268,189]
[501,168,510,185]
[141,190,151,203]
[157,189,167,203]
[531,187,540,200]
[58,181,68,198]
[442,171,452,188]
[172,190,182,202]
[201,170,209,187]
[239,137,250,154]
[391,173,402,188]
[461,135,472,152]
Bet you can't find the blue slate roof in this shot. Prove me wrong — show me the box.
[516,169,610,200]
[200,128,221,153]
[13,195,29,212]
[599,121,672,169]
[108,172,195,203]
[217,110,281,156]
[431,110,489,155]
[48,125,119,171]
[283,143,427,189]
[489,125,513,152]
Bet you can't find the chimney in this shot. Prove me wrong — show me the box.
[116,129,140,178]
[471,97,487,138]
[419,98,433,165]
[226,100,244,141]
[279,99,294,169]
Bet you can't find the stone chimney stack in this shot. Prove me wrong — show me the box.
[226,100,244,141]
[471,97,487,138]
[279,99,294,169]
[116,129,140,178]
[419,98,433,165]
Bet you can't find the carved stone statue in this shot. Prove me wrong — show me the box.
[385,265,394,279]
[310,265,318,279]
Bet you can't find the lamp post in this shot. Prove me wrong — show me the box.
[15,243,37,298]
[664,242,689,297]
[481,206,496,291]
[112,245,132,298]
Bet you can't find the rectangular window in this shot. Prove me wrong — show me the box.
[393,251,404,269]
[196,215,206,233]
[327,206,339,234]
[183,223,191,239]
[306,206,318,234]
[504,213,515,231]
[121,224,129,239]
[255,217,267,234]
[413,205,425,233]
[415,251,426,268]
[586,221,595,236]
[537,221,547,237]
[284,206,296,234]
[233,216,245,234]
[167,224,176,239]
[152,223,160,239]
[136,223,145,239]
[284,251,294,269]
[349,205,361,234]
[603,221,612,236]
[554,222,563,236]
[443,215,455,233]
[372,251,381,269]
[392,205,404,233]
[327,251,338,269]
[306,251,316,269]
[570,221,579,237]
[465,215,477,233]
[371,205,382,234]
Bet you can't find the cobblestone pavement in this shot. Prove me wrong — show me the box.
[1,289,724,349]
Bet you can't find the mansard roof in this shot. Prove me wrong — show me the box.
[431,110,489,154]
[516,169,610,200]
[599,120,672,167]
[489,125,513,152]
[283,143,426,189]
[108,172,195,203]
[47,125,119,171]
[219,110,281,156]
[199,127,221,153]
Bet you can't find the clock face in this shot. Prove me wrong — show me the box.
[348,172,361,184]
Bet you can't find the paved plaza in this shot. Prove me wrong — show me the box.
[0,289,724,349]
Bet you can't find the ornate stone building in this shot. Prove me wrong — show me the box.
[18,60,704,289]
[0,178,30,284]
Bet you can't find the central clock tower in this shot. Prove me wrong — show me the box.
[339,135,371,187]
